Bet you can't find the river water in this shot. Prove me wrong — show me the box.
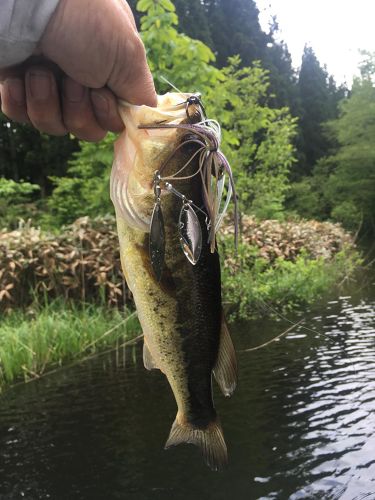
[1,282,375,499]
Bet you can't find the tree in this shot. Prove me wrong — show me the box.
[0,114,78,195]
[296,46,343,176]
[172,0,213,47]
[47,0,297,225]
[207,58,297,218]
[323,76,375,230]
[289,52,375,231]
[202,0,268,68]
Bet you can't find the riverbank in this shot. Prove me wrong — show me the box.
[0,215,361,390]
[0,302,140,392]
[0,215,359,313]
[220,216,361,319]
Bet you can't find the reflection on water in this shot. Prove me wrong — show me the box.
[1,292,375,499]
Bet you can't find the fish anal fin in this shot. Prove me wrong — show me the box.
[213,313,237,397]
[143,341,159,371]
[165,413,228,471]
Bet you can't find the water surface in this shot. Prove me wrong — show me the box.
[1,285,375,499]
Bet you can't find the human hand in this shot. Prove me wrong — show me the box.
[0,0,156,141]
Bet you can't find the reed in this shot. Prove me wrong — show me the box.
[0,300,140,392]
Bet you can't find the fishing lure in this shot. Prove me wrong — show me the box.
[142,96,238,281]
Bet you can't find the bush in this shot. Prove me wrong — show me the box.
[220,216,360,320]
[0,178,40,230]
[0,215,359,319]
[0,216,129,312]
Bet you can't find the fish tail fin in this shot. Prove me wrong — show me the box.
[165,413,228,471]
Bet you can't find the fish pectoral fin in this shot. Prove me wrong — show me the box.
[143,341,159,371]
[165,413,228,472]
[213,313,238,397]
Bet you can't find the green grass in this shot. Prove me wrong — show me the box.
[0,301,141,392]
[222,243,362,321]
[0,238,362,392]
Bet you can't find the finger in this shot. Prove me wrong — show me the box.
[90,88,124,133]
[108,34,157,108]
[120,1,137,30]
[25,67,67,135]
[0,78,30,123]
[62,77,106,142]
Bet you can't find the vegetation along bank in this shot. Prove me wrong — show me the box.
[0,215,360,391]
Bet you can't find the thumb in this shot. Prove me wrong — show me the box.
[108,34,157,108]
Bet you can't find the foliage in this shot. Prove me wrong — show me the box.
[142,0,298,219]
[0,178,39,198]
[286,158,333,221]
[296,46,345,177]
[297,53,375,231]
[0,178,40,230]
[132,0,299,109]
[0,214,357,315]
[221,215,354,262]
[0,301,140,391]
[0,1,348,234]
[45,134,115,226]
[45,1,298,225]
[322,76,375,230]
[220,215,359,320]
[206,58,297,218]
[221,240,360,321]
[202,0,269,68]
[137,0,220,93]
[0,113,78,193]
[139,1,297,219]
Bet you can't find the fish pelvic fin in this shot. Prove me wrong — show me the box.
[165,414,228,471]
[143,341,159,371]
[213,313,238,397]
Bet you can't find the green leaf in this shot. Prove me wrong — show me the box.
[136,0,153,12]
[158,0,175,12]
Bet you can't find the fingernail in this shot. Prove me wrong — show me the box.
[64,79,85,103]
[6,79,25,105]
[28,71,51,100]
[91,91,109,115]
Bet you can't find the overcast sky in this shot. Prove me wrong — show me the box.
[255,0,375,84]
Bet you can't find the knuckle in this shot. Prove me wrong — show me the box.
[132,33,146,57]
[65,119,103,141]
[29,114,66,135]
[126,33,147,69]
[64,114,87,132]
[74,129,106,142]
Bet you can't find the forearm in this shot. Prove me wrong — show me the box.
[0,0,60,67]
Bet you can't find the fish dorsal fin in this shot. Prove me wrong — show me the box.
[143,341,159,371]
[213,313,237,397]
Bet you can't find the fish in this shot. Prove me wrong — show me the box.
[110,93,237,471]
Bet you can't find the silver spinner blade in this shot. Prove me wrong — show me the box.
[178,203,202,265]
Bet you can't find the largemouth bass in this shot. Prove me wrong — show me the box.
[110,93,237,471]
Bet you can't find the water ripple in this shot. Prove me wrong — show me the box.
[1,295,375,498]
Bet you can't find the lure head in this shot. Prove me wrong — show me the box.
[110,93,201,232]
[186,94,206,121]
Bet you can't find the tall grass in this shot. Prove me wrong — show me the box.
[0,301,141,391]
[222,243,362,321]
